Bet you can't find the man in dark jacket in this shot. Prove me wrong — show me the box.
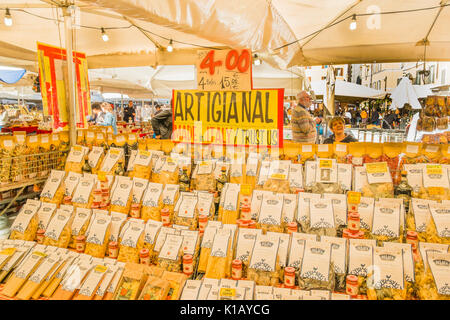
[123,101,136,123]
[151,108,173,139]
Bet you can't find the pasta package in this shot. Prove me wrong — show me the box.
[152,227,176,264]
[1,250,47,298]
[157,234,184,272]
[288,163,303,193]
[99,147,124,175]
[229,160,245,185]
[250,189,272,221]
[235,228,261,277]
[85,129,96,148]
[194,161,216,191]
[333,142,350,164]
[36,202,57,236]
[68,208,92,249]
[419,251,450,300]
[407,198,434,242]
[62,171,82,198]
[198,223,221,273]
[196,191,215,220]
[347,239,376,295]
[298,144,316,164]
[77,129,85,145]
[117,220,146,263]
[40,170,66,204]
[281,194,298,229]
[138,275,170,300]
[173,193,198,229]
[131,177,149,208]
[427,203,450,245]
[205,229,232,280]
[150,153,166,184]
[247,234,281,286]
[323,193,347,236]
[161,271,188,300]
[422,144,442,163]
[298,240,334,291]
[245,153,260,192]
[109,211,128,245]
[263,160,291,193]
[109,177,133,214]
[114,263,147,300]
[88,146,105,174]
[160,157,179,185]
[370,200,402,244]
[143,220,163,262]
[73,265,108,300]
[65,145,89,173]
[130,150,153,180]
[180,229,200,260]
[71,177,96,209]
[296,192,321,233]
[9,199,41,241]
[43,209,73,248]
[141,182,164,222]
[362,162,394,198]
[348,142,366,167]
[321,236,347,293]
[221,183,241,225]
[85,212,112,258]
[256,161,271,190]
[366,247,406,300]
[421,164,450,201]
[311,158,343,194]
[257,192,284,233]
[308,198,336,237]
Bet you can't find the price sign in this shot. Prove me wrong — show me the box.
[197,49,252,91]
[347,191,361,204]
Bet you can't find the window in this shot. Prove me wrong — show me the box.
[335,68,343,76]
[377,80,381,90]
[442,69,446,85]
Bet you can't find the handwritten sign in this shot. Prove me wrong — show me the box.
[172,89,284,147]
[196,49,252,91]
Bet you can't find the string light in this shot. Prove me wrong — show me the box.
[253,54,261,66]
[4,8,12,27]
[167,39,173,52]
[101,27,109,42]
[349,14,357,31]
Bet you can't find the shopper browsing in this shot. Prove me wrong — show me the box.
[151,106,173,139]
[99,103,117,134]
[123,101,136,123]
[291,91,317,143]
[323,116,357,144]
[88,102,106,125]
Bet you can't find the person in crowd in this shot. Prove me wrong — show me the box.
[0,105,9,131]
[154,104,162,116]
[323,116,358,144]
[99,103,117,134]
[151,106,173,139]
[344,108,352,124]
[355,109,361,125]
[382,110,396,129]
[371,107,380,125]
[88,102,105,125]
[360,108,368,125]
[291,91,317,143]
[123,101,136,123]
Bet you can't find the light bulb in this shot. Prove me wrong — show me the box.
[349,15,357,31]
[101,28,109,42]
[167,39,173,52]
[4,8,12,27]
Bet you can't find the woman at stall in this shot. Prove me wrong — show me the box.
[323,116,358,144]
[99,103,117,134]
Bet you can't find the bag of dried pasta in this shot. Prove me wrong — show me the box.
[400,143,425,168]
[129,150,153,180]
[263,160,291,193]
[85,211,112,258]
[117,220,146,264]
[138,275,170,300]
[193,161,216,191]
[157,234,184,273]
[159,184,180,223]
[151,226,177,265]
[229,160,245,185]
[245,153,260,192]
[77,129,86,145]
[247,234,281,286]
[221,183,241,225]
[407,198,434,242]
[321,236,347,293]
[173,193,198,230]
[370,200,403,245]
[382,143,402,185]
[36,202,57,234]
[71,177,96,209]
[256,192,284,234]
[142,220,163,263]
[296,192,321,233]
[11,132,28,182]
[43,209,74,248]
[40,170,66,204]
[421,164,450,201]
[84,129,96,148]
[366,247,407,300]
[307,198,337,237]
[297,240,335,291]
[347,239,376,295]
[159,156,179,185]
[198,222,221,273]
[65,145,89,173]
[422,144,442,163]
[439,144,450,164]
[255,160,271,191]
[108,211,128,247]
[109,177,133,215]
[150,153,166,183]
[68,208,92,249]
[333,142,350,164]
[88,146,105,174]
[140,182,164,222]
[310,158,343,194]
[297,143,315,164]
[427,202,450,245]
[9,199,40,241]
[234,228,261,277]
[0,136,14,185]
[205,229,233,280]
[113,263,147,300]
[418,251,450,300]
[99,147,124,175]
[361,162,394,198]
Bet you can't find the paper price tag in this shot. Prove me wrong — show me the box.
[319,159,333,169]
[240,184,251,195]
[426,164,443,175]
[347,191,361,205]
[219,288,236,298]
[365,162,388,174]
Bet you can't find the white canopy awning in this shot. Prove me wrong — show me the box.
[390,77,422,110]
[310,80,385,100]
[0,1,449,70]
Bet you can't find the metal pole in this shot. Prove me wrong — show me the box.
[63,6,77,146]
